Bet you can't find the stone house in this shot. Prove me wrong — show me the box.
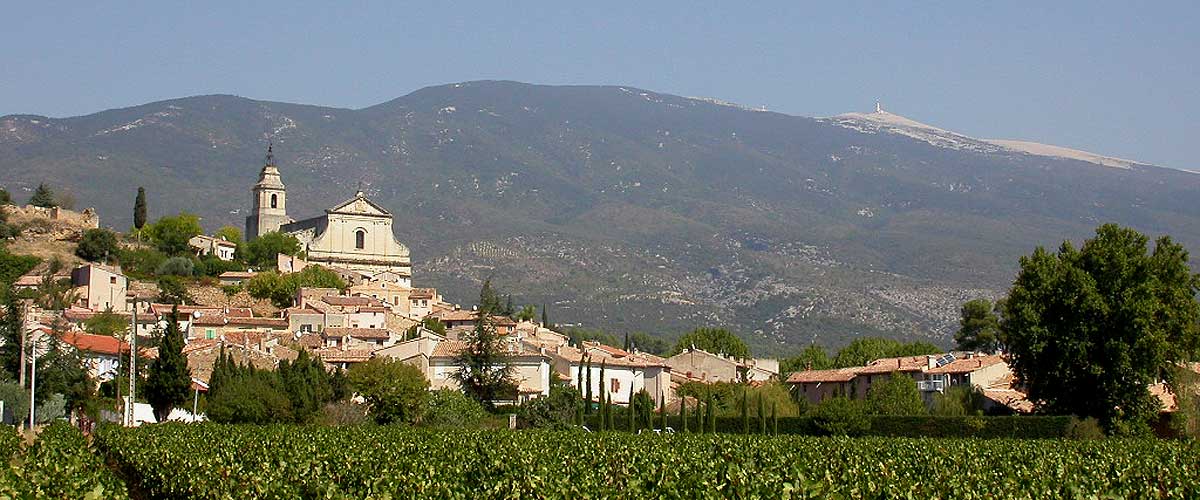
[71,264,129,312]
[665,347,778,384]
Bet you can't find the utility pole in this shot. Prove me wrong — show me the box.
[126,299,139,426]
[28,329,36,429]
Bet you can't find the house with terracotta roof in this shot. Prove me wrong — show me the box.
[375,329,554,402]
[321,327,398,349]
[189,234,237,261]
[57,331,133,383]
[665,347,779,384]
[786,368,863,404]
[549,341,672,408]
[218,271,257,286]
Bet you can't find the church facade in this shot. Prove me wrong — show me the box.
[245,146,412,283]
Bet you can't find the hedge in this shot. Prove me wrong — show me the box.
[583,414,1075,439]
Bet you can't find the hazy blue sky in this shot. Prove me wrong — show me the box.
[3,2,1197,168]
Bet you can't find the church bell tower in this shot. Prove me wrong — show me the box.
[245,143,289,240]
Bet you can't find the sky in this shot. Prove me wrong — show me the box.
[2,1,1197,168]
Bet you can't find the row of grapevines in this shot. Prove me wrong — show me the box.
[95,424,1200,499]
[0,422,128,499]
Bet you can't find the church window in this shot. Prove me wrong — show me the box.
[355,229,366,249]
[270,193,278,208]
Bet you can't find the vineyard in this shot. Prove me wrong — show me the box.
[81,424,1200,499]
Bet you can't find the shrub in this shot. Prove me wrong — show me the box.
[1065,416,1106,440]
[118,247,167,279]
[866,373,926,416]
[425,389,491,428]
[517,383,580,429]
[347,358,429,425]
[155,256,195,276]
[812,397,869,436]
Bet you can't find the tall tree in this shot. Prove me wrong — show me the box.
[452,281,515,409]
[1003,224,1200,432]
[147,212,203,256]
[347,357,428,425]
[133,187,147,232]
[242,231,302,268]
[584,357,593,415]
[28,183,56,208]
[954,298,1005,353]
[782,344,834,373]
[75,228,120,263]
[671,327,751,359]
[541,304,549,328]
[144,306,192,422]
[478,278,502,313]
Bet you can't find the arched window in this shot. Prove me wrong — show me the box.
[355,229,365,249]
[270,193,278,209]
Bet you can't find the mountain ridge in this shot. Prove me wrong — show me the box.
[2,80,1197,355]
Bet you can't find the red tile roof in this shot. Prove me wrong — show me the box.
[926,355,1006,374]
[321,296,375,306]
[58,332,128,356]
[227,317,288,329]
[312,348,373,363]
[858,355,930,375]
[786,368,862,383]
[325,327,391,340]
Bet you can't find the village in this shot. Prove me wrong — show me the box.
[6,147,1184,431]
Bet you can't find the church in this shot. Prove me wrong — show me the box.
[245,145,412,284]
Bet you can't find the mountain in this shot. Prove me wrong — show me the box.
[3,81,1198,355]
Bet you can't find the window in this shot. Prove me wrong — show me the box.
[355,229,365,249]
[110,276,117,285]
[270,193,278,208]
[611,378,620,393]
[206,328,215,339]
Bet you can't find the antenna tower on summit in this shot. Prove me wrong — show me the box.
[875,101,883,113]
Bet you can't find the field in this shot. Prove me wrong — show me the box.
[85,424,1199,499]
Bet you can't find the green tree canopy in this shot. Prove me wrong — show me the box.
[628,332,670,356]
[28,183,56,208]
[147,212,202,256]
[75,228,120,263]
[781,344,834,373]
[865,373,927,416]
[245,266,346,307]
[1002,224,1200,433]
[214,226,243,245]
[954,298,1004,353]
[0,188,11,205]
[347,357,429,425]
[144,307,192,422]
[84,307,128,336]
[832,337,942,368]
[243,231,301,268]
[671,327,751,359]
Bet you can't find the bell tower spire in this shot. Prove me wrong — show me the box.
[245,142,289,240]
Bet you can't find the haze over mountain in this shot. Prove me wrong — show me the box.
[3,80,1197,355]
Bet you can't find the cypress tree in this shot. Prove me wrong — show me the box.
[145,306,192,422]
[758,394,766,434]
[659,393,666,430]
[584,358,593,415]
[705,391,716,434]
[623,332,629,351]
[598,360,606,418]
[741,391,749,434]
[628,384,635,432]
[133,187,147,231]
[541,304,550,328]
[680,398,688,433]
[576,359,584,393]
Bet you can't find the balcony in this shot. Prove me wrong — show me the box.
[917,379,945,392]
